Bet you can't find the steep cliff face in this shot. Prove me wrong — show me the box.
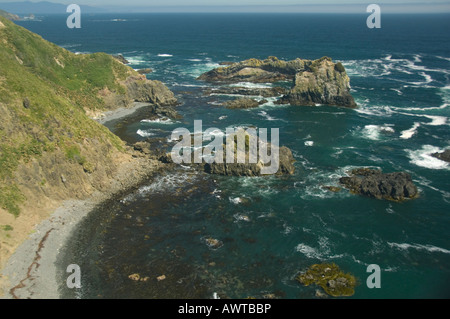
[0,15,176,260]
[198,56,356,108]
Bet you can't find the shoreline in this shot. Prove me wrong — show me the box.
[0,101,165,298]
[91,102,153,125]
[0,157,163,299]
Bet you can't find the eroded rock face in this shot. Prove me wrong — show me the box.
[339,168,419,201]
[198,56,356,108]
[279,58,357,108]
[125,76,178,106]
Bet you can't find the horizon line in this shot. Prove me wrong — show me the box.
[1,1,450,14]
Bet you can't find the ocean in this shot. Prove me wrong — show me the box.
[16,13,450,299]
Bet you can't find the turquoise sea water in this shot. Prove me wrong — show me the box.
[17,13,450,299]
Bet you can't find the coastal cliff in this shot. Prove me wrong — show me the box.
[198,56,357,108]
[0,16,176,272]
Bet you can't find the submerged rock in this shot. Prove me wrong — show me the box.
[339,168,419,201]
[296,263,357,297]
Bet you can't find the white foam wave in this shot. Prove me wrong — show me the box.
[229,197,244,205]
[422,115,448,126]
[295,237,343,260]
[436,55,450,62]
[296,243,323,259]
[388,242,450,255]
[126,56,148,65]
[183,62,221,78]
[136,129,155,137]
[304,141,314,147]
[158,54,173,57]
[258,110,280,121]
[141,117,176,125]
[400,122,421,139]
[229,82,273,89]
[406,145,450,170]
[343,54,449,82]
[361,124,395,141]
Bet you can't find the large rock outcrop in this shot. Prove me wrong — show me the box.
[198,56,305,83]
[204,145,295,177]
[278,57,357,108]
[198,56,356,108]
[339,168,419,201]
[203,129,296,176]
[125,76,178,107]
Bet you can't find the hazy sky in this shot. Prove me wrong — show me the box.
[0,0,449,13]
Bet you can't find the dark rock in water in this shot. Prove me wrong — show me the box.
[224,98,260,109]
[112,54,129,64]
[339,168,419,201]
[432,149,450,163]
[204,145,295,177]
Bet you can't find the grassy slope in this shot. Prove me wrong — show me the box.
[0,16,136,216]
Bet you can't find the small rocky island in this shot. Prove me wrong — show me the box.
[198,56,357,108]
[339,168,419,201]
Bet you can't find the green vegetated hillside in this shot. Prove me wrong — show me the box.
[0,16,145,217]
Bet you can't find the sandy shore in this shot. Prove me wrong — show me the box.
[92,102,153,125]
[1,197,103,299]
[0,156,163,299]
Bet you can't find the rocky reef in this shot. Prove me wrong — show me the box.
[339,168,419,201]
[198,56,356,108]
[296,263,357,297]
